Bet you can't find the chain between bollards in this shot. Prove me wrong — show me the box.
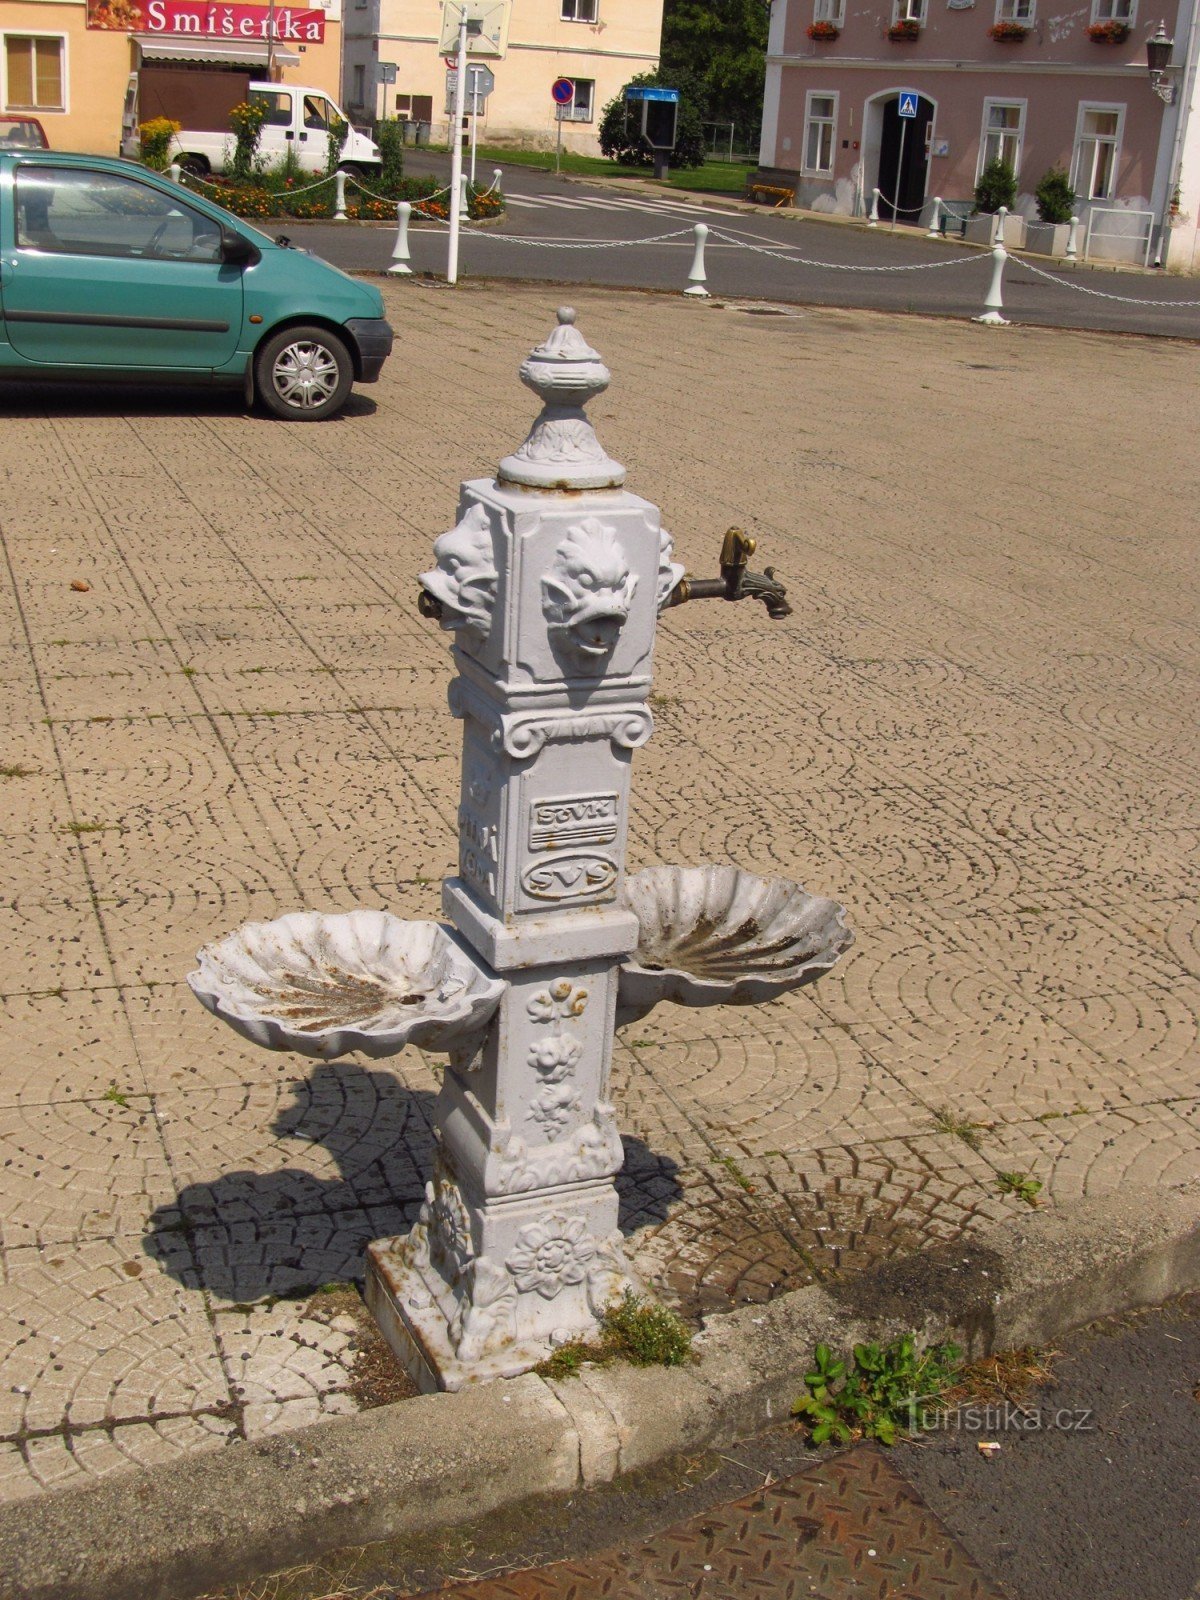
[388,200,413,276]
[684,222,710,297]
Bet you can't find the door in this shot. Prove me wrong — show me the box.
[249,86,298,169]
[298,94,340,174]
[1,163,244,371]
[877,95,933,222]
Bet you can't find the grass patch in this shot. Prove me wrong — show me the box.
[475,143,754,196]
[534,1291,692,1380]
[931,1105,990,1152]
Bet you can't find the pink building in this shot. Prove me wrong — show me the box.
[755,0,1200,265]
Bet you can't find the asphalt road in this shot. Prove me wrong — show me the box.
[289,154,1200,339]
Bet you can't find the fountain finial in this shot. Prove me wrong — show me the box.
[498,306,626,490]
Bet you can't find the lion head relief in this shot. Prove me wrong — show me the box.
[419,503,498,645]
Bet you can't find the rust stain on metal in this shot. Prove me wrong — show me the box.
[415,1445,1008,1598]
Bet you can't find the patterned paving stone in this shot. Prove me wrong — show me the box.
[0,1233,226,1436]
[0,1096,178,1248]
[0,285,1196,1503]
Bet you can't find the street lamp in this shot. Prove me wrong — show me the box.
[1147,21,1177,103]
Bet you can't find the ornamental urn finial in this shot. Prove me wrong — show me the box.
[498,307,626,491]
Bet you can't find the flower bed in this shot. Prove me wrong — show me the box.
[194,173,500,223]
[987,21,1030,39]
[807,20,841,39]
[887,19,920,40]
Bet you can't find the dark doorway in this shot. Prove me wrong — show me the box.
[877,94,933,222]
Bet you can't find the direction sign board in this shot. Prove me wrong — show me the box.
[897,91,919,118]
[551,77,575,105]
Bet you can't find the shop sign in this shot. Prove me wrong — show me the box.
[86,0,326,41]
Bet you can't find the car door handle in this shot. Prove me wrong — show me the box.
[285,130,294,139]
[298,132,308,140]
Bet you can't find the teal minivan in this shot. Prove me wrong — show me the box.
[0,152,393,420]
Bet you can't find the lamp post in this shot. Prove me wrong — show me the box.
[1147,21,1177,103]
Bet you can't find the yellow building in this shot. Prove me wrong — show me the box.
[2,0,345,156]
[343,0,663,155]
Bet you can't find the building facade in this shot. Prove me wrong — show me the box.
[342,0,663,155]
[755,0,1200,265]
[2,0,344,156]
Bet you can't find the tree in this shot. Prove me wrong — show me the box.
[659,0,769,145]
[598,71,706,170]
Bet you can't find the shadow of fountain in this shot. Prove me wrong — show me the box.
[144,1057,681,1304]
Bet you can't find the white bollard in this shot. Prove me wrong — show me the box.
[168,162,182,185]
[684,223,711,297]
[1065,214,1079,260]
[868,187,880,228]
[994,205,1008,246]
[458,172,470,221]
[973,242,1010,325]
[334,170,348,221]
[388,200,414,276]
[492,166,503,194]
[926,197,942,239]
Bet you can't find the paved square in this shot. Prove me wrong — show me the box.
[0,282,1195,1500]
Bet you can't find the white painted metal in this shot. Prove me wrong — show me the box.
[388,200,413,275]
[684,223,711,296]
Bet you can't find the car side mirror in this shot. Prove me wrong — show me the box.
[220,226,260,266]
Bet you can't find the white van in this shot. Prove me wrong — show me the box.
[122,75,381,179]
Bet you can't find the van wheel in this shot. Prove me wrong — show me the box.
[178,154,209,179]
[254,325,354,421]
[338,163,365,182]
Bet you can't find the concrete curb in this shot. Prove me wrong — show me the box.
[2,1182,1196,1600]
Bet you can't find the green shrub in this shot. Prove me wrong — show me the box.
[792,1334,962,1447]
[1035,166,1075,224]
[376,118,406,191]
[974,157,1017,214]
[138,116,180,170]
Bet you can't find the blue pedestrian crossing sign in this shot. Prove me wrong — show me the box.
[897,91,920,118]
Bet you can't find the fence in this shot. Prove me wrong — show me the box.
[1084,206,1155,268]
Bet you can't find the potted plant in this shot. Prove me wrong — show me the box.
[987,20,1029,39]
[1086,19,1129,41]
[807,19,841,39]
[966,157,1025,246]
[1026,166,1075,255]
[887,18,920,39]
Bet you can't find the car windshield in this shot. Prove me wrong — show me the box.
[0,119,46,149]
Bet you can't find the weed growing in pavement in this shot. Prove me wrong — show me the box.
[931,1105,989,1152]
[0,763,37,778]
[62,820,122,835]
[534,1291,693,1380]
[792,1333,963,1446]
[102,1084,130,1107]
[996,1171,1043,1206]
[716,1154,757,1194]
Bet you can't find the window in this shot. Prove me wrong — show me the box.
[814,0,844,20]
[895,0,926,21]
[303,94,334,130]
[979,100,1025,176]
[557,78,595,122]
[1091,0,1132,18]
[561,0,598,19]
[1072,103,1122,199]
[15,166,222,262]
[5,36,64,112]
[352,66,365,105]
[803,92,836,174]
[996,0,1033,18]
[249,89,292,126]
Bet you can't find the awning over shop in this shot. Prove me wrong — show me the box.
[134,35,300,66]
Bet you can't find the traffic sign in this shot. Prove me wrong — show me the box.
[467,63,495,103]
[897,91,919,118]
[379,61,397,85]
[551,77,575,106]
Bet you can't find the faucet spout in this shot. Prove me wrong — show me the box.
[664,527,792,619]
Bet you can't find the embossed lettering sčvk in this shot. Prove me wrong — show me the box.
[529,792,620,852]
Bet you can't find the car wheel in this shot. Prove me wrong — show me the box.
[253,325,354,422]
[338,163,365,182]
[178,154,209,179]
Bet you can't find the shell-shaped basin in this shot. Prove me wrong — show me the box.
[617,865,853,1025]
[188,910,505,1060]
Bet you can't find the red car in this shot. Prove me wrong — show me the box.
[0,118,48,150]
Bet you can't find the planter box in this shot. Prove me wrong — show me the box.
[1024,220,1072,256]
[965,212,1026,249]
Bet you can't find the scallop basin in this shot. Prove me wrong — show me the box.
[616,865,853,1026]
[188,910,506,1061]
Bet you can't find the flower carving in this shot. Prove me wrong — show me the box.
[506,1215,596,1299]
[528,978,589,1024]
[530,1080,583,1136]
[528,1031,583,1081]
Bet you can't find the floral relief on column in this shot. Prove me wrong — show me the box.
[526,978,588,1139]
